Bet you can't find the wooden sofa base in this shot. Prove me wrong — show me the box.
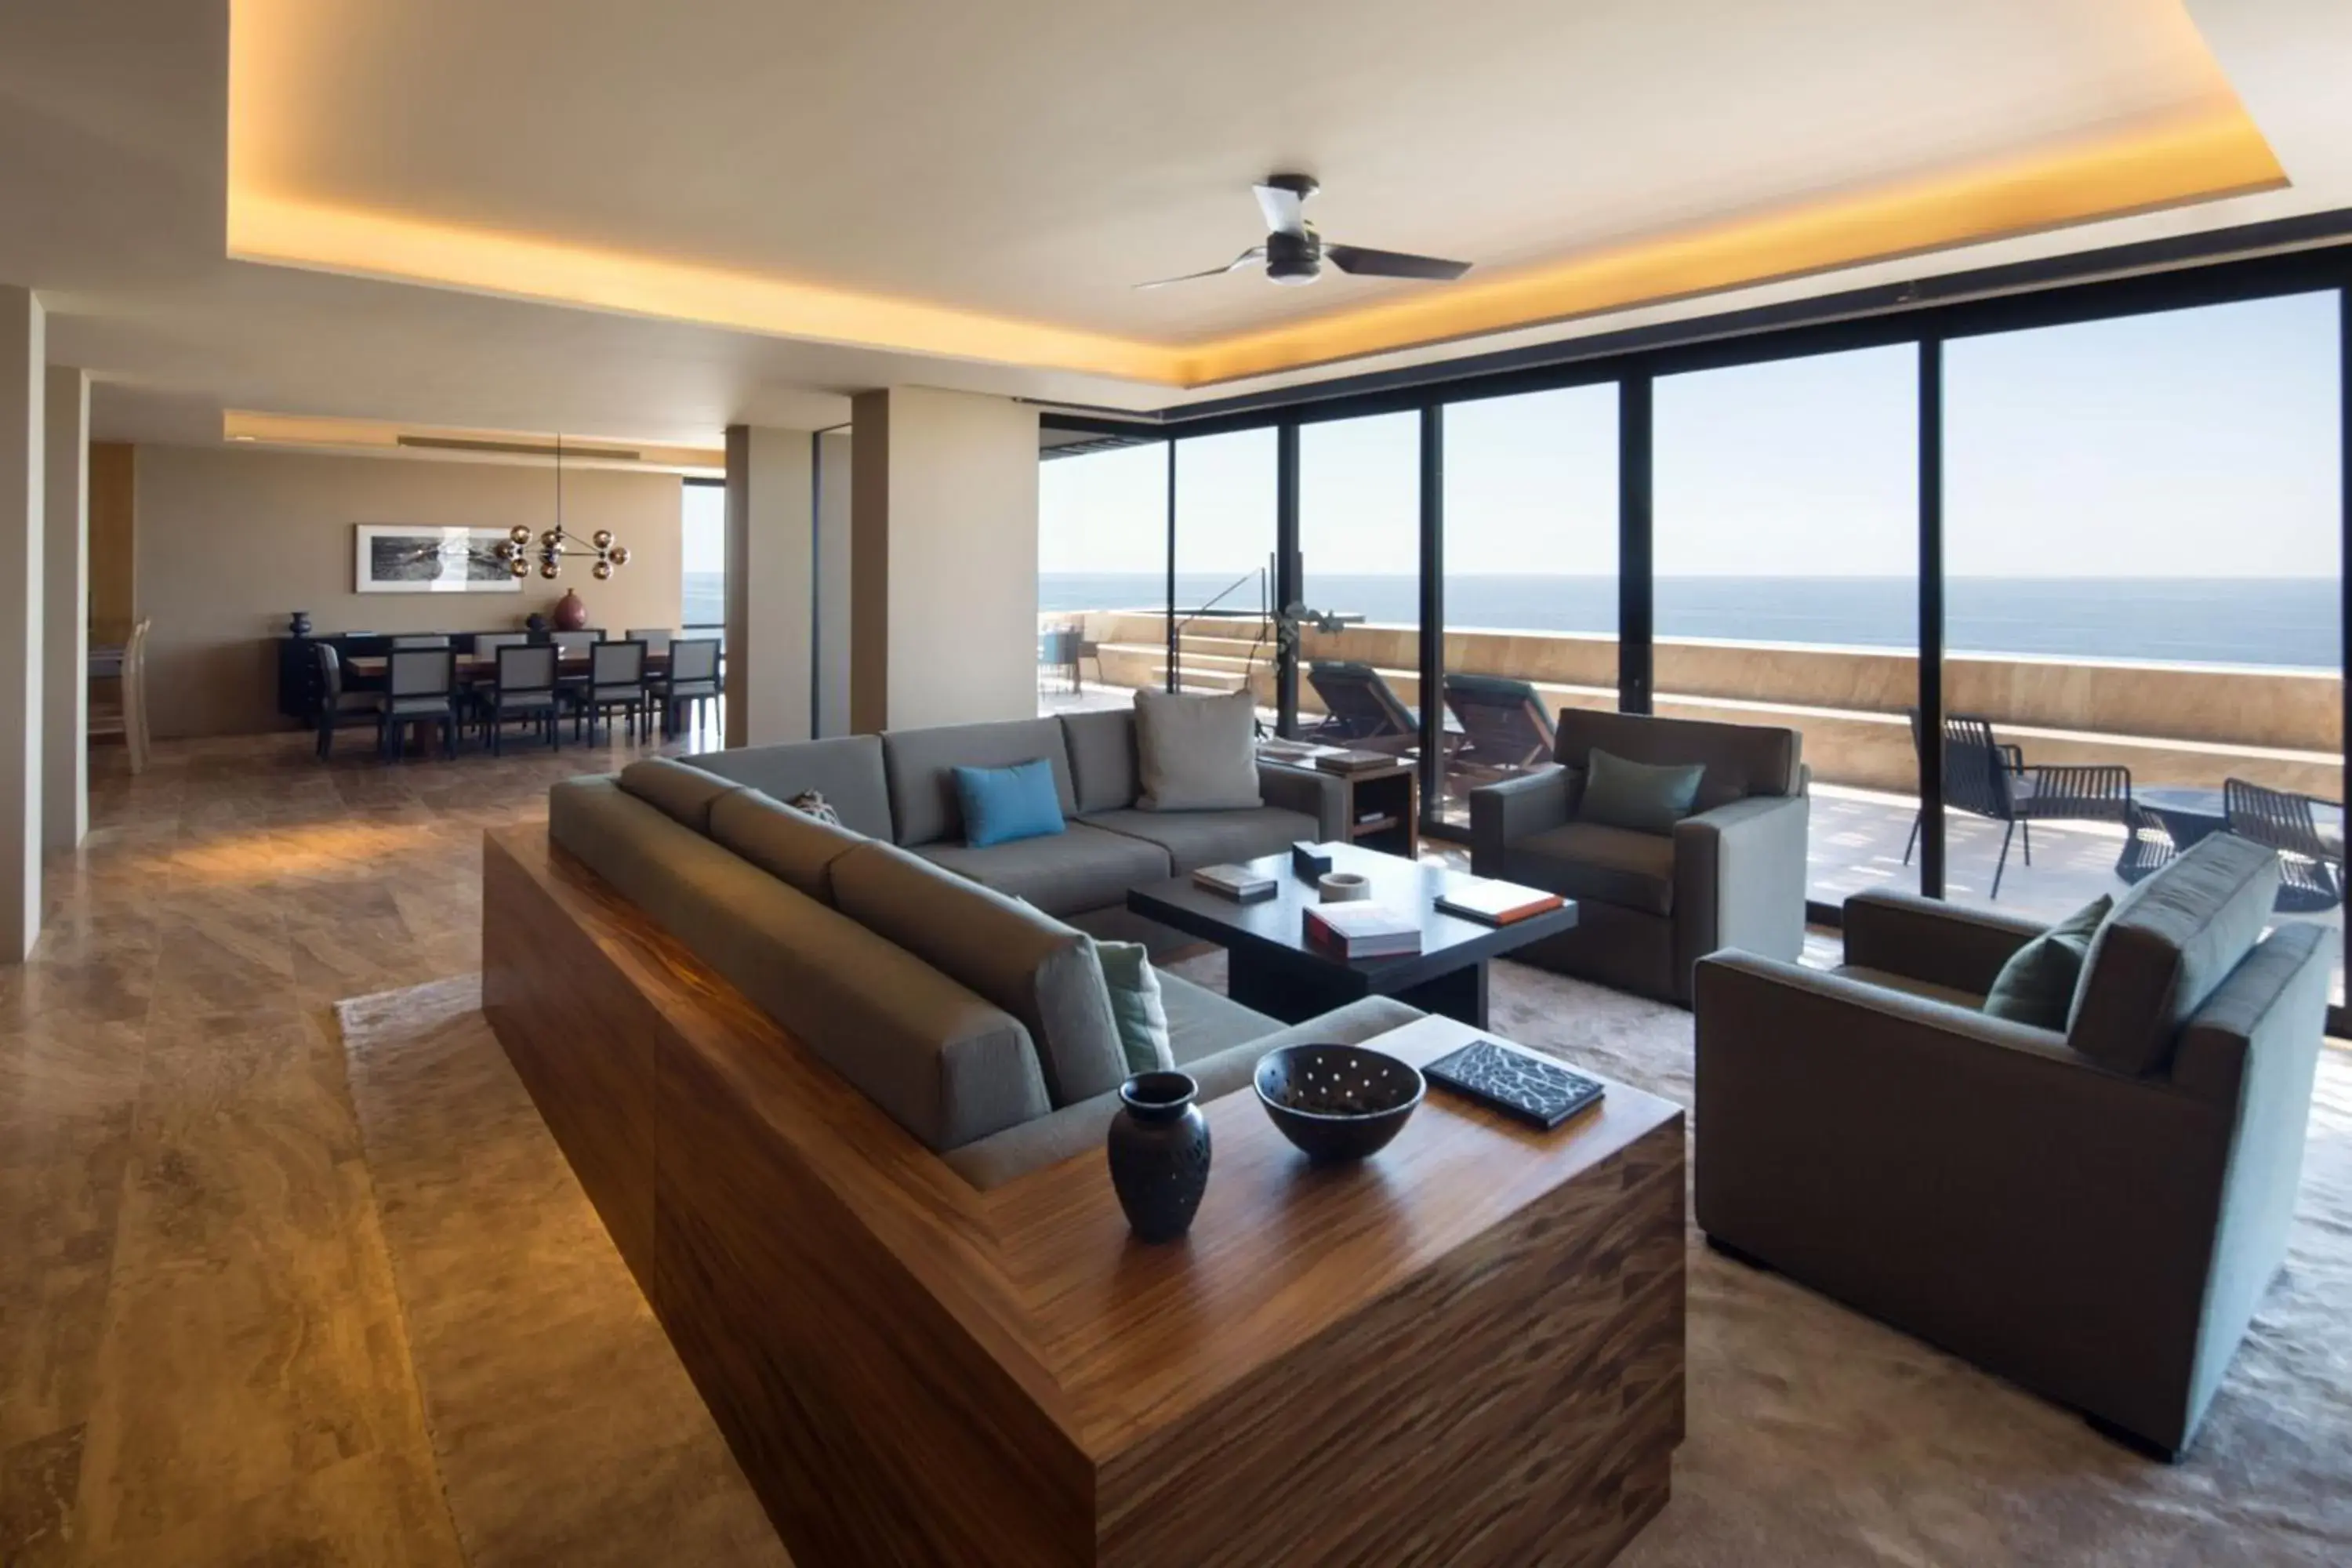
[483,826,1686,1566]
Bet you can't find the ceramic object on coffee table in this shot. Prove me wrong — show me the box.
[1254,1044,1425,1162]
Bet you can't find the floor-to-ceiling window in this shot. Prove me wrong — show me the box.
[1654,344,1920,908]
[1173,428,1279,708]
[1296,412,1421,753]
[1944,292,2343,998]
[1036,441,1169,714]
[681,478,725,633]
[1438,385,1618,825]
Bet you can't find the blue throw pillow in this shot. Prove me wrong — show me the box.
[953,757,1065,848]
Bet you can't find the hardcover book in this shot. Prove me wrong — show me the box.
[1193,863,1277,902]
[1434,879,1565,926]
[1302,902,1422,960]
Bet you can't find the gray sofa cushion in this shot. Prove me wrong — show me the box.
[547,779,1047,1149]
[883,718,1077,847]
[708,787,869,903]
[941,995,1423,1190]
[1554,708,1800,811]
[829,840,1127,1107]
[617,757,743,833]
[1162,972,1282,1063]
[1060,710,1138,814]
[1082,805,1319,876]
[683,736,894,840]
[913,822,1170,918]
[2067,833,2280,1077]
[1502,821,1676,916]
[1134,688,1263,811]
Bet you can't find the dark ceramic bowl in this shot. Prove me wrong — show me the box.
[1253,1044,1425,1162]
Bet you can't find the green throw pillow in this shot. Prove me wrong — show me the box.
[1577,748,1706,834]
[1982,894,2114,1029]
[1094,940,1174,1076]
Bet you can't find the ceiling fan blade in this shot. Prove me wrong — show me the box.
[1325,244,1473,281]
[1134,247,1265,289]
[1254,183,1308,237]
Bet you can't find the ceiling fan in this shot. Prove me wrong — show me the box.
[1137,173,1473,289]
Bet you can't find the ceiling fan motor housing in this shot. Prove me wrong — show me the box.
[1265,228,1322,285]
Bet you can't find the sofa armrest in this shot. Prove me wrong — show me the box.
[1841,890,2045,996]
[1673,793,1808,971]
[1256,760,1348,841]
[1467,764,1570,877]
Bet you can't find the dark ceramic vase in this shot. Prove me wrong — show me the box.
[288,611,312,637]
[1106,1071,1210,1243]
[552,588,588,631]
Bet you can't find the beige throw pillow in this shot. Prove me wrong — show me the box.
[1134,688,1262,812]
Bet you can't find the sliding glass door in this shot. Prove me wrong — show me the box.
[1296,413,1421,750]
[1173,429,1279,710]
[1035,441,1168,715]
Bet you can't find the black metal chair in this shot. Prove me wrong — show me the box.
[655,637,721,737]
[1904,712,2136,899]
[309,643,380,760]
[482,644,562,755]
[2224,778,2345,913]
[572,639,648,743]
[379,648,459,761]
[1441,673,1557,780]
[1305,660,1419,754]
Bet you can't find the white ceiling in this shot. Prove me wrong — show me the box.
[2,0,2348,449]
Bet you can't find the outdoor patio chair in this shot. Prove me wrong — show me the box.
[1442,673,1558,780]
[1903,712,2137,899]
[1305,660,1419,754]
[2224,777,2345,914]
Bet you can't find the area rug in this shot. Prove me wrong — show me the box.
[336,978,787,1568]
[340,964,2352,1567]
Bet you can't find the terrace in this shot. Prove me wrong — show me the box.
[1041,609,2346,998]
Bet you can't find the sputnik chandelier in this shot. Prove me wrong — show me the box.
[492,434,632,582]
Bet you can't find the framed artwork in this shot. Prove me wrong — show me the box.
[354,525,521,593]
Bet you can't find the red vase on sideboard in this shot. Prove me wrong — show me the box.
[552,589,587,631]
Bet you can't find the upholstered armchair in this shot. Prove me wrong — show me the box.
[1693,834,2329,1458]
[1468,709,1809,1004]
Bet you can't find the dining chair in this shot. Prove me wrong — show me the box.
[572,640,648,743]
[624,628,673,656]
[473,632,529,653]
[379,648,459,761]
[310,642,382,760]
[550,629,603,655]
[92,619,154,774]
[390,634,452,649]
[485,644,562,755]
[655,637,721,738]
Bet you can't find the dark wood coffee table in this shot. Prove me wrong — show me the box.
[1127,842,1578,1028]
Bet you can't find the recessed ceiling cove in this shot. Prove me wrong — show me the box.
[227,0,2282,388]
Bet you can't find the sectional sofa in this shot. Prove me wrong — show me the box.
[541,709,1416,1184]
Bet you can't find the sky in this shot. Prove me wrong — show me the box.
[1034,289,2343,582]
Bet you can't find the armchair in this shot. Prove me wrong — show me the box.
[1693,833,2328,1458]
[1469,709,1807,1004]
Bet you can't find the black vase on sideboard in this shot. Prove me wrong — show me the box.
[1106,1071,1210,1243]
[288,611,312,637]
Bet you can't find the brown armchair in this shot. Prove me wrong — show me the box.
[1468,709,1808,1004]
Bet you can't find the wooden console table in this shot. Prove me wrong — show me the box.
[485,826,1685,1566]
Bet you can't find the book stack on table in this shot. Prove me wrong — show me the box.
[1192,863,1278,902]
[1303,902,1422,960]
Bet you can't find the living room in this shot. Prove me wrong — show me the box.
[4,2,2350,1565]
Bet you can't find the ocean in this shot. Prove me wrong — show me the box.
[1036,573,2339,670]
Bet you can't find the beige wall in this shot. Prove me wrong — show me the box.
[136,445,684,739]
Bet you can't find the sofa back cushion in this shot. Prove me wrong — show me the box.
[617,756,743,833]
[1134,688,1264,811]
[1554,709,1800,811]
[1060,709,1138,813]
[684,736,894,840]
[2067,833,2280,1076]
[708,787,869,903]
[883,718,1077,847]
[549,777,1048,1149]
[829,840,1126,1106]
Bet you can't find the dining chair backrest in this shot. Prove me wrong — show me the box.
[474,632,528,654]
[495,644,558,693]
[388,647,456,699]
[124,617,152,775]
[589,640,645,687]
[624,628,673,654]
[390,634,452,649]
[313,641,345,703]
[551,630,602,653]
[668,637,720,683]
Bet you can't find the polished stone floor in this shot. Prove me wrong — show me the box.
[0,721,692,1566]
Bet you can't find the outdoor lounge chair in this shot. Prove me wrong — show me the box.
[1903,712,2139,899]
[2224,777,2346,914]
[1305,660,1419,755]
[1442,673,1558,781]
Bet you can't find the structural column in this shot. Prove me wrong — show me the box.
[0,289,45,960]
[722,423,816,748]
[43,365,88,854]
[848,387,1039,733]
[814,429,853,737]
